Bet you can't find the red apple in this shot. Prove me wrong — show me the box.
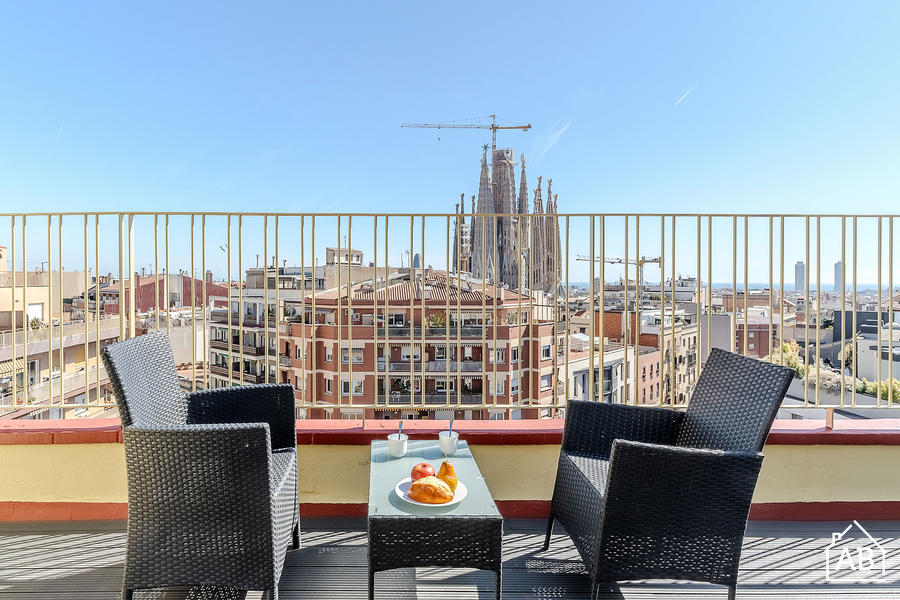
[411,462,435,481]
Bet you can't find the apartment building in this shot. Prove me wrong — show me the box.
[93,272,227,314]
[855,320,900,381]
[0,316,120,419]
[562,335,662,405]
[210,270,565,420]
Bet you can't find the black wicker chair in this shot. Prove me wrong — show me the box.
[101,330,299,600]
[543,348,793,600]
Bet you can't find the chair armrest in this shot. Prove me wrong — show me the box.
[603,439,763,537]
[185,384,296,450]
[562,400,684,459]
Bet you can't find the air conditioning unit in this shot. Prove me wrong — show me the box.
[353,312,361,321]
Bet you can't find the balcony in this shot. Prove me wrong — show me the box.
[209,338,267,356]
[376,325,485,338]
[383,359,483,373]
[208,364,267,384]
[378,392,485,406]
[0,419,898,597]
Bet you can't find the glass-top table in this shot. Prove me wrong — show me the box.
[368,439,501,517]
[367,439,503,599]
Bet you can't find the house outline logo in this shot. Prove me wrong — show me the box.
[824,520,886,582]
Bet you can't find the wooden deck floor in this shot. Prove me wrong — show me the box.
[1,519,898,599]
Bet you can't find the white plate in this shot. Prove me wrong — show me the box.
[395,476,468,507]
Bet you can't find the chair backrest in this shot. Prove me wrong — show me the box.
[675,348,793,452]
[100,330,187,427]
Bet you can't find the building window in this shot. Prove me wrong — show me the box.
[749,343,755,350]
[342,380,364,396]
[541,344,551,360]
[401,346,421,361]
[491,379,505,396]
[388,313,404,326]
[511,346,518,363]
[296,346,304,360]
[749,332,755,338]
[435,378,455,393]
[341,348,364,364]
[491,349,504,364]
[510,375,519,394]
[642,366,646,381]
[435,345,446,360]
[489,412,505,421]
[325,347,333,362]
[540,374,552,390]
[324,378,332,394]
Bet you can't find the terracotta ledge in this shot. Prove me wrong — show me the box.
[2,417,900,445]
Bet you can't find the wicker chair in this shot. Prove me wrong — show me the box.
[101,331,299,600]
[543,349,793,600]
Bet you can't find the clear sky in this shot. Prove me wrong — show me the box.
[1,2,899,284]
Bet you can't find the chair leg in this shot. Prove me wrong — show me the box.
[122,590,133,600]
[266,588,279,600]
[290,521,300,550]
[542,514,554,551]
[495,568,502,600]
[727,584,736,600]
[368,568,375,600]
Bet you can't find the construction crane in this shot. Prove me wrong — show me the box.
[401,114,531,150]
[576,256,661,289]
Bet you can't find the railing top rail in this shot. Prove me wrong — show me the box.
[2,212,900,218]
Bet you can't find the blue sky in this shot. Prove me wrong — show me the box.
[1,2,899,283]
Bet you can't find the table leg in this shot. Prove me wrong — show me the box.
[369,567,375,600]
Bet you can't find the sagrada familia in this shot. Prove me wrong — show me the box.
[452,147,561,292]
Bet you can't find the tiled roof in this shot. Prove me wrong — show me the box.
[310,272,529,307]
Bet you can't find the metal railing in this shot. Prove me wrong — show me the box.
[0,211,898,418]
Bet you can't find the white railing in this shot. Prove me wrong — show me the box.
[0,212,898,417]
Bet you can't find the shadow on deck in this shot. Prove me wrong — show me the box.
[1,519,898,599]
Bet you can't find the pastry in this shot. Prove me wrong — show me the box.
[408,475,454,504]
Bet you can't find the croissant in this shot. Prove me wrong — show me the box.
[408,475,454,504]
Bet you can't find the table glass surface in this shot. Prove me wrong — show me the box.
[369,439,500,517]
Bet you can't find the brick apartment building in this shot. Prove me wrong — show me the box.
[209,271,566,420]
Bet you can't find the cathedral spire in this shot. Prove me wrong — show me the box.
[471,147,495,282]
[517,153,530,287]
[545,191,561,290]
[531,176,546,292]
[517,154,528,214]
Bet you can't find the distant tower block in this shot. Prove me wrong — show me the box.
[795,261,806,294]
